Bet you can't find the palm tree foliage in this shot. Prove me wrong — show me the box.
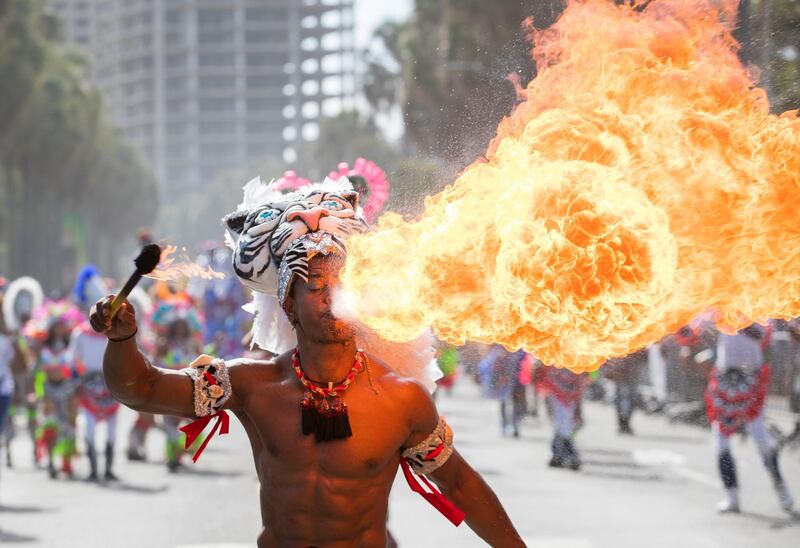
[0,0,157,290]
[366,0,799,162]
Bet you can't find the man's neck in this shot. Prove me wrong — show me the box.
[295,337,358,384]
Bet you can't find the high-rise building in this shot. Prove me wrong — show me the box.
[49,0,95,48]
[49,0,355,199]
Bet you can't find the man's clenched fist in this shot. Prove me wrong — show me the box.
[90,296,138,341]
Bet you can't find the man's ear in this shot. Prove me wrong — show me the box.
[338,189,359,210]
[283,294,297,326]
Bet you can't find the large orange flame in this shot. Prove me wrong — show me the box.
[147,246,225,282]
[340,0,800,372]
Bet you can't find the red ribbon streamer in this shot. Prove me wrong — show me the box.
[179,410,230,463]
[203,371,218,385]
[400,459,465,527]
[423,443,445,461]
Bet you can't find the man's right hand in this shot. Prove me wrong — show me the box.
[90,296,138,340]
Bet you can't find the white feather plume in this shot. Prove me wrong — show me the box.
[239,177,284,210]
[297,176,354,196]
[244,292,297,356]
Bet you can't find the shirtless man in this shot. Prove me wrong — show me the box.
[90,180,524,547]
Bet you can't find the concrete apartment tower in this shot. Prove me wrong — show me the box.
[49,0,94,47]
[49,0,356,200]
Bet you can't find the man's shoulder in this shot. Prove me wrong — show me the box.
[364,354,440,443]
[365,354,434,407]
[226,355,286,384]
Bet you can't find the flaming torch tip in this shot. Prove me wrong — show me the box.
[134,244,162,276]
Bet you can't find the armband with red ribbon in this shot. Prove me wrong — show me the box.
[400,417,464,526]
[179,354,232,462]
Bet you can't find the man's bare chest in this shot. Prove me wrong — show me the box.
[243,379,410,478]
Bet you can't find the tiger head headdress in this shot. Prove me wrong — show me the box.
[223,177,368,307]
[222,175,441,392]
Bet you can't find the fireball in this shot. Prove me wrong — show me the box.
[340,0,800,372]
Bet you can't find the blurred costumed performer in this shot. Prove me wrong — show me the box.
[706,323,793,513]
[89,175,523,547]
[435,343,459,396]
[478,346,528,438]
[151,291,204,472]
[26,300,83,478]
[0,281,27,474]
[604,348,647,435]
[674,322,717,406]
[535,364,588,470]
[70,266,120,481]
[199,247,247,359]
[1,277,39,468]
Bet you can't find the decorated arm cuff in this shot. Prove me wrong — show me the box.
[181,354,232,417]
[401,417,454,475]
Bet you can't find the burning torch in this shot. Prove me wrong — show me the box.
[108,244,161,319]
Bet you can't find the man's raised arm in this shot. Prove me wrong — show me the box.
[90,295,234,417]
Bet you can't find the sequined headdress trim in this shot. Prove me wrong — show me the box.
[277,232,347,306]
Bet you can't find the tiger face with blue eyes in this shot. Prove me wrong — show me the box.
[224,181,369,297]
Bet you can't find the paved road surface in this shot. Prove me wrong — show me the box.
[1,380,798,547]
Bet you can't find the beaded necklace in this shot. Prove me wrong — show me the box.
[292,349,365,442]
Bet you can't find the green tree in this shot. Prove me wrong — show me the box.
[737,0,800,112]
[293,111,400,181]
[0,0,158,289]
[0,0,49,148]
[369,0,799,161]
[364,0,563,162]
[163,110,448,248]
[156,165,256,247]
[292,111,452,218]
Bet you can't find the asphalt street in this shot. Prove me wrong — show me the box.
[1,379,798,547]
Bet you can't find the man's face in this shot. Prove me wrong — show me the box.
[288,253,356,344]
[171,319,190,342]
[51,322,68,342]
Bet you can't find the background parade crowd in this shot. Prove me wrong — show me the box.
[0,234,253,481]
[2,250,799,513]
[2,1,800,545]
